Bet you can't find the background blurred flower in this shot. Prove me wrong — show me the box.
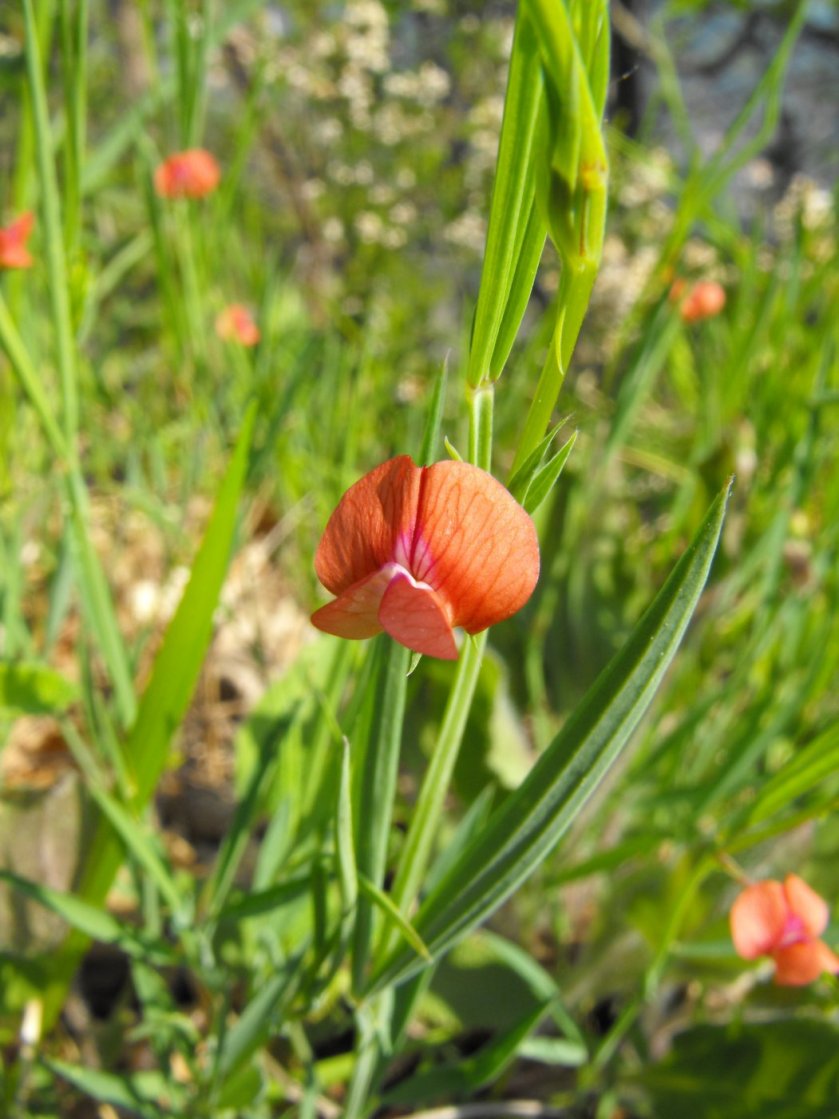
[673,278,726,323]
[730,873,839,986]
[0,212,34,269]
[311,455,539,659]
[215,303,260,346]
[154,149,221,199]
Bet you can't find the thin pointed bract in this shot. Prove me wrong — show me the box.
[311,456,539,659]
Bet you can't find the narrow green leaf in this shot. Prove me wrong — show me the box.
[746,721,839,827]
[508,417,569,498]
[384,1001,549,1105]
[0,870,126,945]
[418,361,448,467]
[358,875,430,963]
[214,949,307,1085]
[523,430,576,514]
[82,781,186,924]
[46,1059,185,1118]
[467,13,544,387]
[0,662,78,714]
[351,639,411,991]
[487,186,546,382]
[337,738,358,917]
[369,483,731,992]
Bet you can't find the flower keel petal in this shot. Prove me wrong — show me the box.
[378,571,458,660]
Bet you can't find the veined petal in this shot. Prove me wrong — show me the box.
[315,456,421,596]
[783,874,830,939]
[730,880,788,959]
[773,939,839,987]
[410,461,539,634]
[311,567,396,639]
[378,570,458,660]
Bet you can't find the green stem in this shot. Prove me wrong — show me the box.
[384,632,487,940]
[351,640,411,994]
[22,0,79,442]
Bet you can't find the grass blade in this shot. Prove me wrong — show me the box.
[368,482,731,992]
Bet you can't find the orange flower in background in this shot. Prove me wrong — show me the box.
[730,874,839,986]
[215,304,260,347]
[0,212,34,270]
[154,149,221,199]
[311,455,540,660]
[672,278,726,323]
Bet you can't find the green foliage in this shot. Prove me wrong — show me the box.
[0,0,836,1116]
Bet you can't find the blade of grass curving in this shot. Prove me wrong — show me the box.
[45,1060,185,1119]
[0,870,140,952]
[466,12,544,388]
[38,405,256,1030]
[358,876,430,963]
[368,482,730,992]
[744,721,839,828]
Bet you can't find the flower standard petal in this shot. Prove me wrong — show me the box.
[409,461,539,634]
[315,456,421,597]
[783,874,831,939]
[378,570,458,660]
[730,880,788,959]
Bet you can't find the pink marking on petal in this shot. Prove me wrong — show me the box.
[378,570,458,660]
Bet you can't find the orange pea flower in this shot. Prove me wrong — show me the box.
[154,149,221,199]
[215,303,260,347]
[730,874,839,986]
[671,278,726,323]
[311,455,540,660]
[0,212,35,270]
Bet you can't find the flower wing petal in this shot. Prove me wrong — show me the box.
[315,456,421,596]
[311,569,393,639]
[783,874,830,938]
[773,939,839,987]
[730,880,788,959]
[378,571,458,660]
[411,461,539,634]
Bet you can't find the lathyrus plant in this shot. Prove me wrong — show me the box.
[0,2,730,1117]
